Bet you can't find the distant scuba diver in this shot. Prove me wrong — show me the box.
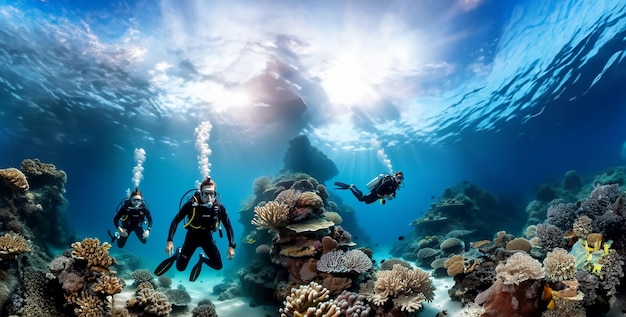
[154,177,236,282]
[334,171,404,205]
[108,187,153,248]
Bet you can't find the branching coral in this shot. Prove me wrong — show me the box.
[70,238,115,273]
[252,201,289,232]
[365,264,435,311]
[0,232,31,260]
[543,248,576,282]
[317,249,372,274]
[279,281,340,317]
[572,215,593,239]
[495,252,544,285]
[90,274,123,295]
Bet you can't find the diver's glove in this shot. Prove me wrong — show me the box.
[117,226,128,238]
[142,229,150,239]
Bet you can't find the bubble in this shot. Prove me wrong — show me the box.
[195,121,213,180]
[371,139,393,173]
[132,148,146,188]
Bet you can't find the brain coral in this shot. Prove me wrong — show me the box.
[296,191,323,209]
[543,248,576,282]
[496,252,544,285]
[505,237,532,252]
[0,168,29,191]
[165,289,192,306]
[126,288,172,317]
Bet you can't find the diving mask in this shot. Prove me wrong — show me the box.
[130,195,142,208]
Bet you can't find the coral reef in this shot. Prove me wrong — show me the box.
[126,288,172,316]
[251,201,290,232]
[0,232,31,260]
[0,167,29,192]
[279,281,340,317]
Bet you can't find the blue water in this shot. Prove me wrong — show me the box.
[1,0,626,276]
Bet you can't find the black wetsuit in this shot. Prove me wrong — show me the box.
[167,194,235,271]
[351,175,400,204]
[113,200,153,248]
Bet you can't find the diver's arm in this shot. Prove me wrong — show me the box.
[113,204,126,227]
[220,205,236,248]
[167,203,189,241]
[144,207,153,230]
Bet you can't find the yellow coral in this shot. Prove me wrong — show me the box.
[0,232,31,259]
[279,281,340,317]
[367,264,435,307]
[91,274,123,295]
[0,168,29,191]
[67,290,108,317]
[252,201,290,232]
[444,255,465,276]
[70,238,115,273]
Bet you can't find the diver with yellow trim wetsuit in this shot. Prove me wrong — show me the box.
[334,171,404,205]
[154,177,235,282]
[111,187,153,248]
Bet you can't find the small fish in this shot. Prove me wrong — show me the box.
[246,238,256,244]
[431,196,436,199]
[398,236,405,241]
[380,259,386,264]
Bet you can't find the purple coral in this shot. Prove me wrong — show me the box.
[581,183,621,218]
[535,223,566,251]
[546,202,577,231]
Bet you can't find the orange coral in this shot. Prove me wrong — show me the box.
[70,238,115,273]
[444,255,465,276]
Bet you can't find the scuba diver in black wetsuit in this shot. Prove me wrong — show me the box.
[334,171,404,205]
[154,177,236,282]
[109,187,153,248]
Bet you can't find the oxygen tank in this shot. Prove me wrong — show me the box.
[366,174,385,189]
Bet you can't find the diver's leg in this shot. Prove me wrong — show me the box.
[200,238,223,270]
[116,236,128,248]
[350,186,365,200]
[176,231,199,271]
[135,228,147,244]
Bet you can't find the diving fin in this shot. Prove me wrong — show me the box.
[154,249,180,276]
[334,182,352,190]
[189,255,205,282]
